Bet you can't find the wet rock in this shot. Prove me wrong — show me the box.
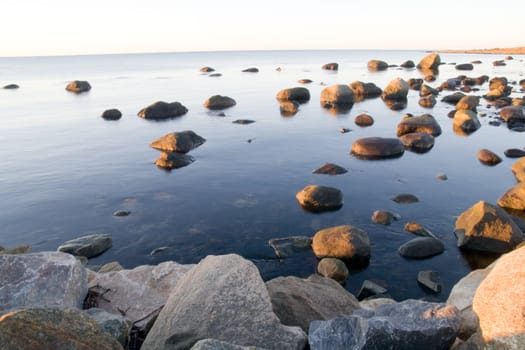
[350,137,404,159]
[397,114,442,136]
[442,92,466,104]
[354,113,374,127]
[149,130,206,153]
[101,108,122,120]
[268,236,312,258]
[320,84,354,108]
[418,270,442,293]
[456,63,474,71]
[242,67,259,73]
[322,62,338,70]
[504,148,525,158]
[200,66,215,72]
[497,182,525,210]
[400,60,415,68]
[295,185,343,212]
[309,299,459,350]
[371,210,398,225]
[408,78,423,90]
[417,52,441,71]
[312,163,348,175]
[420,84,439,97]
[348,81,382,100]
[65,80,91,93]
[276,87,310,103]
[85,308,132,347]
[381,77,409,100]
[3,83,19,89]
[367,59,388,71]
[155,152,195,170]
[232,119,255,125]
[454,200,524,253]
[89,260,194,329]
[312,225,371,262]
[0,252,87,313]
[279,101,299,116]
[453,110,481,134]
[404,221,436,238]
[266,274,360,332]
[398,237,445,259]
[392,193,419,204]
[512,157,525,182]
[499,106,525,129]
[317,258,349,281]
[138,101,188,119]
[357,280,388,301]
[298,78,313,84]
[419,95,436,108]
[399,132,435,153]
[477,149,502,166]
[57,233,112,258]
[0,308,123,350]
[473,246,525,349]
[204,95,236,110]
[141,254,307,350]
[456,95,480,111]
[112,210,130,217]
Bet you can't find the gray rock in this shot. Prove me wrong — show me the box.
[351,137,405,159]
[309,299,459,350]
[101,109,122,120]
[398,237,445,259]
[266,274,360,332]
[357,280,388,301]
[276,87,310,103]
[456,63,474,71]
[392,193,419,204]
[97,261,124,273]
[3,83,19,89]
[89,261,194,328]
[149,130,206,153]
[112,210,130,217]
[317,258,349,281]
[359,297,396,310]
[57,233,112,258]
[232,119,255,125]
[141,254,307,350]
[397,114,442,136]
[65,80,91,93]
[312,163,348,175]
[400,60,415,68]
[504,148,525,158]
[191,339,268,350]
[296,185,343,212]
[138,101,188,119]
[203,95,237,110]
[268,236,312,258]
[418,270,442,293]
[0,252,87,314]
[85,308,132,347]
[242,67,259,73]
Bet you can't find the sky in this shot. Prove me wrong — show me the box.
[1,0,523,57]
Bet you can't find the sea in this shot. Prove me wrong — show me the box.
[1,50,524,301]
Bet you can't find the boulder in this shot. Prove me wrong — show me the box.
[149,130,206,153]
[354,113,374,127]
[456,95,480,111]
[101,108,122,121]
[419,95,437,108]
[350,137,405,159]
[65,80,91,93]
[399,132,435,153]
[85,308,132,347]
[155,152,195,170]
[400,60,415,68]
[279,101,299,116]
[295,185,343,212]
[392,193,419,204]
[453,110,481,134]
[322,62,338,70]
[138,101,188,119]
[477,149,502,166]
[57,233,112,258]
[512,157,525,182]
[317,258,349,281]
[203,95,237,110]
[497,182,525,210]
[268,236,312,258]
[397,114,442,136]
[0,252,87,313]
[141,254,307,350]
[320,84,354,108]
[367,59,388,71]
[454,200,524,253]
[309,299,459,350]
[456,63,474,71]
[473,246,525,349]
[312,163,348,175]
[89,261,194,328]
[191,339,267,350]
[311,225,371,261]
[442,92,467,104]
[398,237,445,259]
[417,270,442,293]
[417,52,441,71]
[381,77,409,100]
[348,81,382,100]
[242,67,259,73]
[0,308,123,350]
[266,274,360,332]
[276,87,310,103]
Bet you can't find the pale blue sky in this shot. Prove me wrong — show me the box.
[1,0,522,57]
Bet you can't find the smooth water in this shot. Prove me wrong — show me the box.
[1,50,524,300]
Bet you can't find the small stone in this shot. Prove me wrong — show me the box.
[296,185,343,212]
[340,128,351,133]
[203,95,236,110]
[242,67,259,73]
[322,62,338,70]
[391,193,419,204]
[317,258,349,282]
[418,270,442,293]
[298,79,313,84]
[232,119,255,125]
[65,80,91,93]
[3,84,19,89]
[112,210,130,217]
[354,113,374,127]
[404,221,436,238]
[312,163,348,175]
[200,67,215,72]
[477,149,502,166]
[371,210,397,225]
[101,109,122,120]
[209,73,222,77]
[436,173,448,180]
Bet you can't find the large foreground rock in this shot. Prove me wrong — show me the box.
[473,246,525,349]
[0,252,87,313]
[497,182,525,210]
[204,95,236,110]
[141,254,307,350]
[397,114,442,136]
[149,130,206,153]
[138,101,188,119]
[351,137,405,159]
[454,200,524,253]
[295,185,343,212]
[89,261,194,328]
[0,308,123,350]
[311,225,371,262]
[266,274,360,332]
[57,233,112,258]
[309,299,459,350]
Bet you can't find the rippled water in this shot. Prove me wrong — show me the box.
[1,50,524,301]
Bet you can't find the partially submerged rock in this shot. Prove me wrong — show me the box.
[320,84,354,110]
[138,101,188,119]
[477,149,502,166]
[276,87,310,103]
[295,185,343,212]
[204,95,237,110]
[57,233,112,258]
[3,84,19,89]
[397,114,442,137]
[322,62,338,70]
[512,157,525,182]
[101,108,122,121]
[399,132,435,153]
[497,182,525,210]
[268,236,312,258]
[371,210,398,225]
[348,81,382,100]
[351,137,405,159]
[417,52,441,71]
[65,80,91,93]
[381,77,409,100]
[417,270,442,293]
[453,110,481,134]
[242,67,259,73]
[354,113,374,127]
[398,237,445,259]
[311,225,371,262]
[312,163,348,175]
[317,258,349,282]
[392,193,419,204]
[149,130,206,153]
[367,59,388,71]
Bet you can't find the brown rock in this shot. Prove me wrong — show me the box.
[511,157,525,182]
[200,66,215,72]
[371,210,397,225]
[276,87,310,103]
[138,101,188,119]
[477,149,502,166]
[295,185,343,212]
[419,95,436,108]
[397,114,442,136]
[367,59,388,71]
[279,101,299,116]
[453,110,481,134]
[312,163,348,175]
[311,225,371,261]
[150,130,205,153]
[351,137,405,159]
[320,84,354,107]
[399,132,435,152]
[354,113,374,127]
[456,95,480,111]
[204,95,236,110]
[417,52,441,71]
[497,182,525,210]
[65,80,91,93]
[381,77,409,100]
[322,62,338,70]
[317,258,349,282]
[155,152,195,170]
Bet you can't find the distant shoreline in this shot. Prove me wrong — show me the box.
[439,46,525,55]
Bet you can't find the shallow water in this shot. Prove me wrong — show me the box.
[1,50,524,301]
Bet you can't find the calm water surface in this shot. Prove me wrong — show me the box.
[1,50,524,300]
